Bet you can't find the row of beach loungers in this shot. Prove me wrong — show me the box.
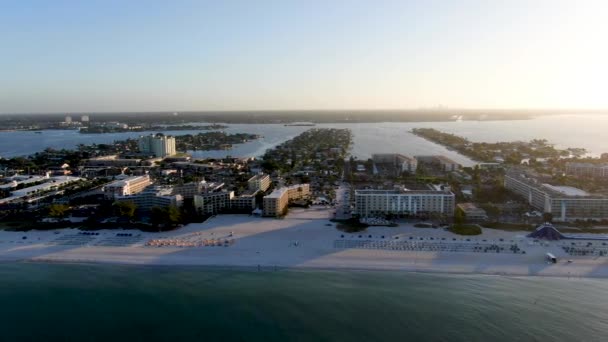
[561,246,608,257]
[47,232,144,247]
[145,238,235,248]
[333,239,524,254]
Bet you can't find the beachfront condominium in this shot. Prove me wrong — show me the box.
[230,190,259,212]
[372,154,418,173]
[102,175,152,199]
[504,170,608,221]
[138,134,177,158]
[354,187,455,218]
[263,184,311,217]
[247,173,271,192]
[114,186,183,212]
[194,191,234,215]
[172,180,224,199]
[415,155,461,172]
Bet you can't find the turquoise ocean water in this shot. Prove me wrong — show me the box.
[1,263,607,341]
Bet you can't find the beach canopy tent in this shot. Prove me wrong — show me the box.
[527,223,565,240]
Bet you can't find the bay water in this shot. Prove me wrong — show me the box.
[1,114,606,166]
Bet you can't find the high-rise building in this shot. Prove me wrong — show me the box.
[64,115,72,123]
[81,115,89,122]
[354,187,455,218]
[138,134,176,157]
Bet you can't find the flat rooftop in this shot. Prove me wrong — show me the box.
[265,188,287,199]
[355,189,452,195]
[542,184,589,197]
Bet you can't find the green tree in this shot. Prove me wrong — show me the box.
[167,206,181,225]
[48,204,69,219]
[115,201,137,220]
[261,159,280,173]
[454,207,466,225]
[150,205,182,228]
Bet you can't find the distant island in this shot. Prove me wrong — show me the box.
[411,128,587,163]
[79,124,228,134]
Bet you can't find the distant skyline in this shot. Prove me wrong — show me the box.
[1,0,607,114]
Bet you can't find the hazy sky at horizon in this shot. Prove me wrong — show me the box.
[1,0,607,113]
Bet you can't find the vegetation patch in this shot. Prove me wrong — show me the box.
[332,218,369,233]
[414,223,436,228]
[449,224,482,235]
[481,222,535,231]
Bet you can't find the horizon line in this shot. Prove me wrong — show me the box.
[2,108,608,116]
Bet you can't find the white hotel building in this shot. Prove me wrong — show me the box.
[138,134,177,158]
[505,170,608,221]
[102,175,152,199]
[355,188,455,218]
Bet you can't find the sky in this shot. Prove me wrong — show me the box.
[1,0,607,113]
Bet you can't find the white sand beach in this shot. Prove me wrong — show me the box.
[2,207,608,278]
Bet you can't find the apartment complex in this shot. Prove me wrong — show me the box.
[102,175,152,199]
[372,154,418,173]
[504,170,608,221]
[247,173,271,192]
[565,162,608,178]
[138,134,177,157]
[172,180,223,199]
[415,155,461,172]
[230,191,258,212]
[114,186,183,212]
[263,184,311,217]
[194,191,235,215]
[354,187,455,218]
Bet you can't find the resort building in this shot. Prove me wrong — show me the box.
[172,180,224,199]
[456,203,488,222]
[263,188,288,217]
[263,184,311,217]
[247,173,271,192]
[0,176,83,205]
[504,170,608,221]
[354,187,455,218]
[372,154,418,173]
[287,183,310,200]
[85,155,142,167]
[415,155,461,172]
[138,134,177,157]
[194,191,234,215]
[114,186,183,212]
[230,190,259,212]
[102,175,152,199]
[565,162,608,178]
